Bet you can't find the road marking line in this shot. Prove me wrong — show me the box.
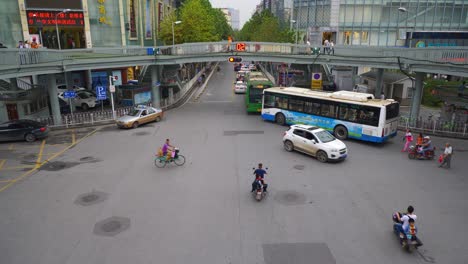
[0,179,14,183]
[0,128,99,194]
[72,129,76,144]
[0,160,6,171]
[8,144,14,150]
[35,140,46,168]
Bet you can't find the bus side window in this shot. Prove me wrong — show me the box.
[277,96,288,109]
[264,94,275,108]
[321,103,337,118]
[305,101,320,115]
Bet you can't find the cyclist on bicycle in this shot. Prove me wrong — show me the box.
[162,139,175,159]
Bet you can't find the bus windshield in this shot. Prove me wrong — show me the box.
[249,86,267,103]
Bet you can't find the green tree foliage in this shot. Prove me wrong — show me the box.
[158,0,232,44]
[239,10,294,43]
[158,11,183,45]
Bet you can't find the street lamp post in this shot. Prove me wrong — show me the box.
[291,20,299,45]
[172,20,182,50]
[55,9,71,50]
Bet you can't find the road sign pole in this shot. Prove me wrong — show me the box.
[69,98,73,115]
[109,76,116,120]
[110,91,116,120]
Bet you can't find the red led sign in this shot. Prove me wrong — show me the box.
[27,11,84,27]
[236,43,246,52]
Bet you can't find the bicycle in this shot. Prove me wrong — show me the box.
[154,148,186,168]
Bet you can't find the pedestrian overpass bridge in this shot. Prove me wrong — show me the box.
[1,42,467,79]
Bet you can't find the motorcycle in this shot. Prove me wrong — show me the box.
[408,145,436,160]
[251,167,268,202]
[392,212,423,252]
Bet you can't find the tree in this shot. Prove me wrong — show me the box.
[158,0,232,44]
[159,11,183,45]
[179,0,217,43]
[239,10,294,43]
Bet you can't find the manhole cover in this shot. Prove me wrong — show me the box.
[274,191,307,206]
[94,216,131,237]
[40,161,76,171]
[102,220,121,232]
[79,156,100,163]
[293,165,305,170]
[133,131,149,136]
[80,156,94,162]
[82,194,99,203]
[75,191,108,206]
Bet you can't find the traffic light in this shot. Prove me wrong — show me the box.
[228,56,242,63]
[312,47,321,55]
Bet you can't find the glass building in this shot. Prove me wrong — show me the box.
[293,0,468,47]
[0,0,175,49]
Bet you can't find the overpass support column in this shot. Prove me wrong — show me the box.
[410,72,424,122]
[375,68,384,98]
[47,74,62,125]
[151,66,160,108]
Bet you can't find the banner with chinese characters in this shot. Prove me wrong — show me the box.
[97,0,111,25]
[27,11,84,27]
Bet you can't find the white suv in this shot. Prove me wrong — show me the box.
[283,125,348,163]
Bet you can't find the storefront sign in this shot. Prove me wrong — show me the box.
[27,11,84,27]
[25,0,82,10]
[97,0,111,25]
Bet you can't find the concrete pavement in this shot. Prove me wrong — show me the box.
[0,62,467,264]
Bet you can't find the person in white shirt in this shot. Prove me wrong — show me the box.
[439,143,453,168]
[394,206,417,236]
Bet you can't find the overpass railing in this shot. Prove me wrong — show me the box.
[1,42,467,67]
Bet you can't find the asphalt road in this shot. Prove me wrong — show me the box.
[0,62,467,264]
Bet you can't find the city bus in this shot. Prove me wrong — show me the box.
[261,87,400,143]
[245,73,273,113]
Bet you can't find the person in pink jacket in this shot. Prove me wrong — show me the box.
[402,129,413,152]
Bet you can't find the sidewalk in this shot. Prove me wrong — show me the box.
[400,105,441,121]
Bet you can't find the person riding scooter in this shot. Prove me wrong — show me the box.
[251,163,268,192]
[418,136,433,157]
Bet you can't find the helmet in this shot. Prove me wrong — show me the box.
[424,136,430,139]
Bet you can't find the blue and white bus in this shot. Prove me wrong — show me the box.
[262,87,399,143]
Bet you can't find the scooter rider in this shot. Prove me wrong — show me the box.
[251,163,268,192]
[418,136,433,157]
[394,205,418,237]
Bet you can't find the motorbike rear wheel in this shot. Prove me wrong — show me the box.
[408,153,416,159]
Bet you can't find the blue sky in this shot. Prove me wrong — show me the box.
[209,0,258,27]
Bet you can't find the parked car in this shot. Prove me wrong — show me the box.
[56,85,86,94]
[116,105,163,129]
[282,125,348,163]
[0,119,49,142]
[58,90,97,110]
[234,81,247,94]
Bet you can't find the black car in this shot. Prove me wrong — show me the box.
[0,120,49,142]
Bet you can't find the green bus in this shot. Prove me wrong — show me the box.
[245,73,273,113]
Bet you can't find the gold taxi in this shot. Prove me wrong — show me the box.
[116,106,163,129]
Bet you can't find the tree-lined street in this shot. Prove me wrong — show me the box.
[0,62,467,264]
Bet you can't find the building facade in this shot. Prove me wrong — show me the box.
[292,0,468,47]
[220,8,240,30]
[0,0,175,49]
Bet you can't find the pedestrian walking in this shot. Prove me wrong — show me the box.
[439,143,453,169]
[458,81,465,97]
[306,39,311,55]
[402,129,413,152]
[329,40,335,55]
[324,40,330,54]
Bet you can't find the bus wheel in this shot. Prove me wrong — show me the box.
[276,113,286,126]
[334,125,348,140]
